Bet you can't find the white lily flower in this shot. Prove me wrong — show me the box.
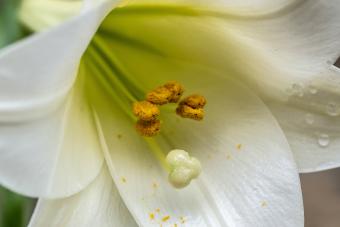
[18,0,83,31]
[1,0,339,226]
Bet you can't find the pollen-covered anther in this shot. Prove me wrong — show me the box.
[180,94,206,108]
[133,101,160,121]
[176,104,204,121]
[166,149,201,189]
[146,86,173,105]
[135,119,161,137]
[164,81,184,103]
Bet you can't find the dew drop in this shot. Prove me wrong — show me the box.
[0,68,10,80]
[326,102,339,116]
[318,133,330,147]
[291,83,304,97]
[308,85,318,95]
[285,88,294,96]
[305,113,314,125]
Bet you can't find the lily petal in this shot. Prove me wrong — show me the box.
[29,165,137,227]
[204,1,340,172]
[84,25,303,225]
[19,0,83,31]
[102,2,340,172]
[0,1,116,197]
[121,0,298,15]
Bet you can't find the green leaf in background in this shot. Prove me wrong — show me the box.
[0,0,24,48]
[0,2,36,227]
[0,187,35,227]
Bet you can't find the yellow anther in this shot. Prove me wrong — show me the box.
[146,86,172,105]
[135,119,161,137]
[133,101,160,121]
[146,81,184,105]
[180,94,206,108]
[164,81,184,103]
[176,104,204,121]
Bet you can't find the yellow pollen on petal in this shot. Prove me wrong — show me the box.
[133,101,160,121]
[236,144,242,150]
[149,213,155,220]
[135,119,161,137]
[156,208,160,213]
[162,215,170,222]
[121,177,127,183]
[176,104,204,121]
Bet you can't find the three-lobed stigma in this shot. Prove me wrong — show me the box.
[166,149,202,188]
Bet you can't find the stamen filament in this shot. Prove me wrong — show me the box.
[85,59,171,174]
[84,53,135,119]
[85,38,206,187]
[144,138,170,172]
[93,36,145,99]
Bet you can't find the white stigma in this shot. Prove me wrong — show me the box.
[166,149,202,189]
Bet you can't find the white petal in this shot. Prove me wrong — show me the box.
[266,68,340,172]
[0,73,105,198]
[104,2,340,172]
[85,35,303,225]
[29,165,137,227]
[122,0,297,14]
[214,1,340,172]
[19,0,83,31]
[0,1,117,197]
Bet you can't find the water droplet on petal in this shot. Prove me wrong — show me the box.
[291,83,304,97]
[326,102,339,116]
[318,133,330,147]
[285,88,294,96]
[0,68,11,80]
[305,113,314,125]
[308,85,318,94]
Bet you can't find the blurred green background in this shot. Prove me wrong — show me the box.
[0,188,35,227]
[0,0,36,227]
[0,0,24,47]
